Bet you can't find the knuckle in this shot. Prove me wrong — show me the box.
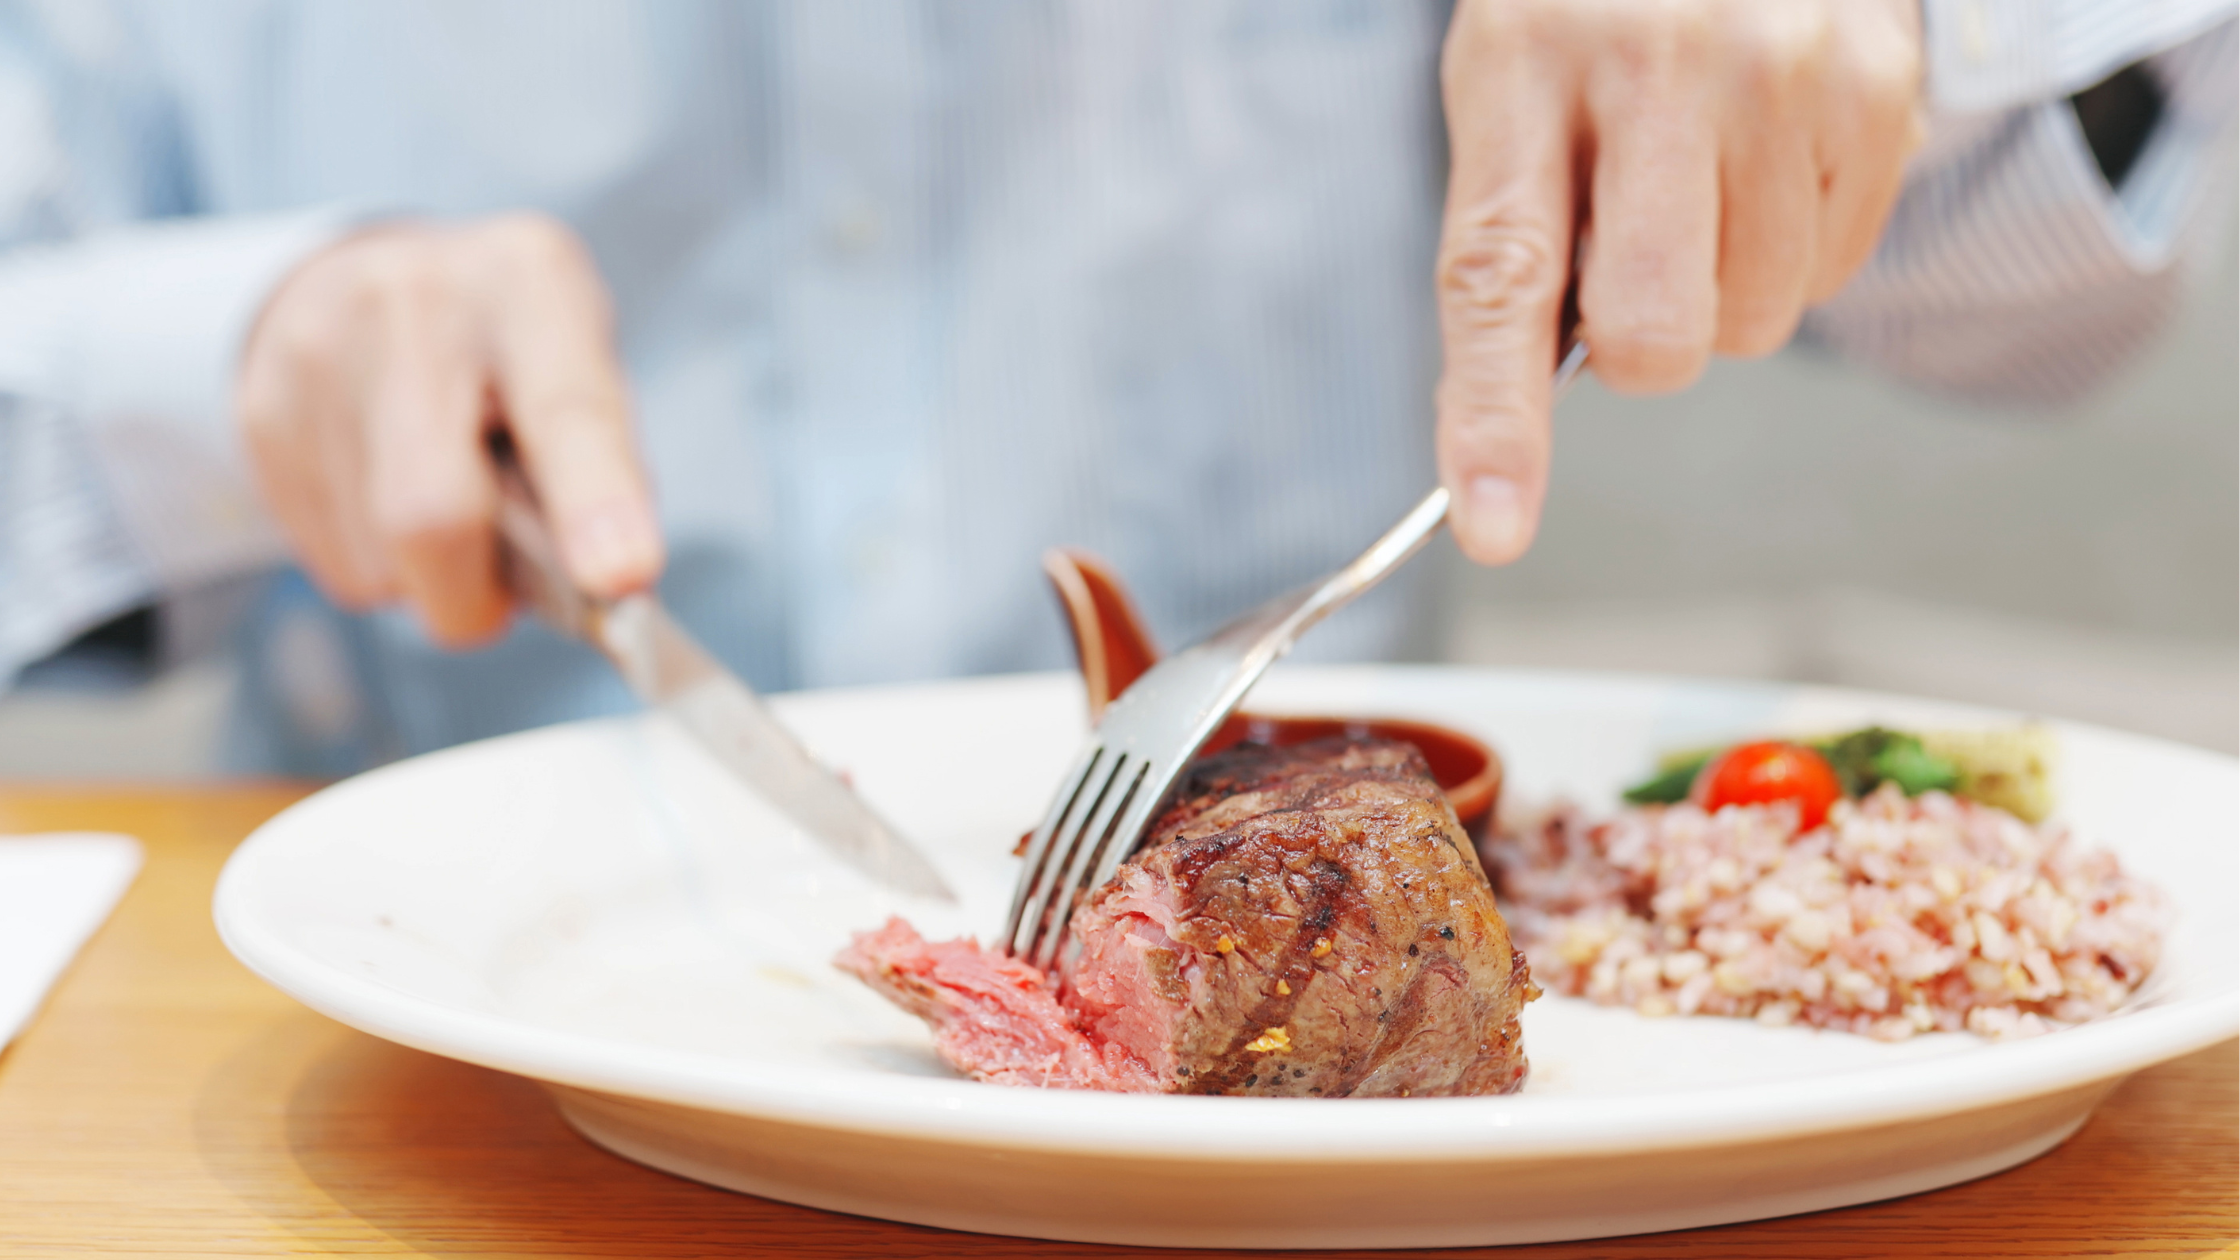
[254,275,358,369]
[475,212,615,330]
[1842,20,1923,118]
[1859,58,1920,120]
[489,212,590,274]
[1730,59,1786,115]
[1600,25,1662,84]
[255,305,362,393]
[1602,0,1703,80]
[1734,15,1821,109]
[1589,321,1710,392]
[1443,0,1547,68]
[1438,219,1562,326]
[1666,0,1716,57]
[361,248,458,322]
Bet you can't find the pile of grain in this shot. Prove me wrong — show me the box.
[1483,785,2163,1040]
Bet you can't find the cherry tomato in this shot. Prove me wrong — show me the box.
[1691,740,1844,832]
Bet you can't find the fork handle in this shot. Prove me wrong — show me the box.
[1277,340,1592,645]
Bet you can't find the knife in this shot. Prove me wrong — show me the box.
[486,434,955,902]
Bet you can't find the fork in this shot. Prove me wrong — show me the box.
[1002,341,1591,968]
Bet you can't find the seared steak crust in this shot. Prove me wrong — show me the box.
[1068,737,1534,1097]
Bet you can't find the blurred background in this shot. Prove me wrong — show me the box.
[6,213,2230,778]
[1440,216,2238,753]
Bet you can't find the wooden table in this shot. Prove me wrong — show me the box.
[0,785,2231,1259]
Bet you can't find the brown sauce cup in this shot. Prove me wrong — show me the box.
[1043,548,1501,830]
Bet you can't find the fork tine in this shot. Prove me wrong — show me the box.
[1027,754,1150,972]
[1004,750,1100,955]
[1035,755,1138,964]
[1081,767,1167,903]
[1008,749,1123,960]
[1003,747,1100,951]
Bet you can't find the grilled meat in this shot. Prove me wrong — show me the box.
[839,736,1535,1096]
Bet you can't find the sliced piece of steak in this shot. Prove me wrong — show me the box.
[835,918,1160,1091]
[839,736,1535,1096]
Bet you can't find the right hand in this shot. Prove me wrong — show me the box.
[1435,0,1923,565]
[237,214,664,646]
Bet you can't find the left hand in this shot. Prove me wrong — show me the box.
[1434,0,1925,564]
[237,214,663,646]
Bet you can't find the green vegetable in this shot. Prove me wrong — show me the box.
[1811,727,1960,798]
[1870,735,1964,796]
[1622,726,1962,807]
[1622,754,1710,804]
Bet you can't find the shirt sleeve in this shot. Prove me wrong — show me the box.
[0,392,147,686]
[1802,12,2238,407]
[0,209,357,587]
[1923,0,2237,112]
[0,10,356,686]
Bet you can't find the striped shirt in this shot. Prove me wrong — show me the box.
[1808,3,2238,403]
[0,0,2231,773]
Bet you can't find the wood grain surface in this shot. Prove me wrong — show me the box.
[0,785,2231,1259]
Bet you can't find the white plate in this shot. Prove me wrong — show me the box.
[214,667,2238,1249]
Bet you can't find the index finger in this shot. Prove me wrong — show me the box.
[1436,11,1578,566]
[475,216,665,599]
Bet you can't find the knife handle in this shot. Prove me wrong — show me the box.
[487,430,606,642]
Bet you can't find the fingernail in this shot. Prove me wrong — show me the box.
[568,502,662,592]
[1465,475,1529,560]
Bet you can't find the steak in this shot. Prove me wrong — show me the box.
[838,736,1536,1096]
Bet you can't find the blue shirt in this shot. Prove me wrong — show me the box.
[0,0,2231,774]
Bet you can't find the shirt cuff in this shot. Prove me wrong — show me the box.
[0,394,153,687]
[1801,16,2236,409]
[0,206,361,594]
[1922,0,2238,113]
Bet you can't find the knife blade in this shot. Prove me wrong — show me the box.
[593,594,955,901]
[486,435,955,902]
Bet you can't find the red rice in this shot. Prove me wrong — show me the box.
[1483,785,2164,1040]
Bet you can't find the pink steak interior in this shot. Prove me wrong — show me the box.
[835,915,1172,1092]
